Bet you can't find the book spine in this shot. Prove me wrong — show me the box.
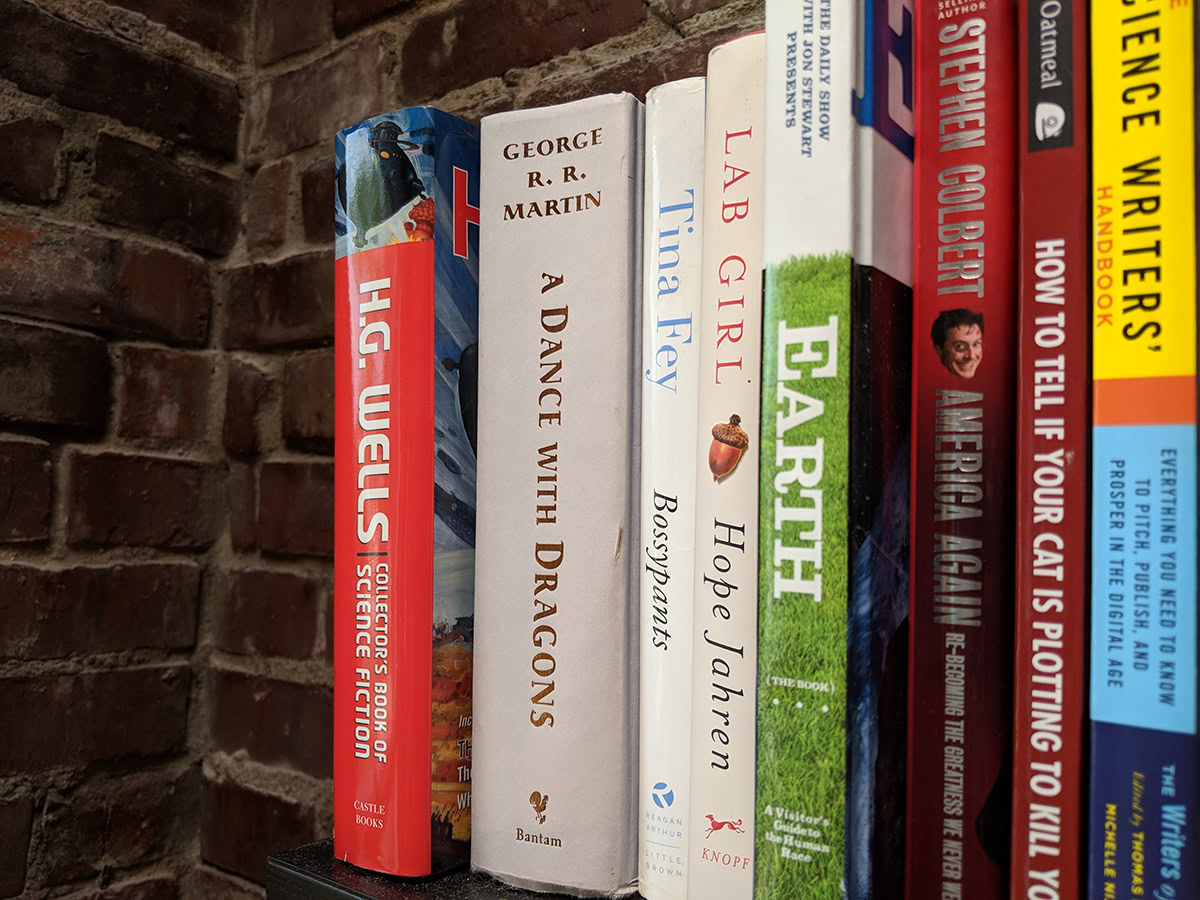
[1010,2,1088,896]
[754,4,854,898]
[847,0,915,897]
[639,77,705,900]
[471,93,643,897]
[687,32,765,900]
[1088,3,1198,898]
[906,3,1018,898]
[332,109,480,876]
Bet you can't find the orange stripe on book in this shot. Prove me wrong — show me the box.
[1093,376,1198,426]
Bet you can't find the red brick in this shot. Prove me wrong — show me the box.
[224,358,270,457]
[334,0,408,35]
[0,214,113,331]
[67,451,222,550]
[201,776,315,884]
[101,877,179,900]
[257,461,334,557]
[119,347,212,441]
[0,214,210,343]
[323,586,333,663]
[0,1,239,158]
[663,0,731,22]
[95,135,240,256]
[0,665,189,774]
[0,798,32,898]
[228,462,257,552]
[400,0,644,103]
[246,159,291,251]
[0,317,109,433]
[300,157,334,244]
[523,25,743,108]
[256,0,332,64]
[0,563,199,660]
[209,669,332,777]
[108,0,250,59]
[39,767,198,886]
[246,37,389,159]
[184,867,264,900]
[0,438,51,544]
[114,244,212,345]
[224,251,334,350]
[0,118,61,206]
[216,569,319,659]
[282,350,334,453]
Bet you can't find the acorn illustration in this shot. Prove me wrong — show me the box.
[708,414,749,481]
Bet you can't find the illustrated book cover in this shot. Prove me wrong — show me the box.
[332,107,480,876]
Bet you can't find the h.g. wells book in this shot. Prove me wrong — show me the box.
[1088,2,1198,897]
[687,31,764,900]
[639,76,705,900]
[332,108,480,876]
[906,3,1018,898]
[470,93,643,897]
[1010,1,1088,896]
[846,0,915,896]
[754,2,854,897]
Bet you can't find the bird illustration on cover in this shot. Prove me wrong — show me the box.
[336,120,430,247]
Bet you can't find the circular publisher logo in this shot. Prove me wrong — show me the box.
[651,782,675,809]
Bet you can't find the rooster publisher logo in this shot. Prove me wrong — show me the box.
[529,790,549,825]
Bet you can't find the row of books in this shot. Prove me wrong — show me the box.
[328,0,1198,897]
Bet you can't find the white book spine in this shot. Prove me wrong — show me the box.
[639,76,706,900]
[472,93,643,898]
[686,32,766,900]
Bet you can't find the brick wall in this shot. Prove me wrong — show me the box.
[0,0,763,896]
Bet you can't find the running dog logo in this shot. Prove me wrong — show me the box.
[704,814,745,839]
[529,791,549,825]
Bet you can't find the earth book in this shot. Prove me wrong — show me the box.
[686,31,765,900]
[332,108,480,876]
[638,76,705,900]
[847,0,915,895]
[906,2,1019,897]
[1088,2,1198,897]
[1010,1,1088,897]
[470,93,643,897]
[754,1,854,897]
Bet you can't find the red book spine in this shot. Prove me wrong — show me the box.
[334,241,437,874]
[906,3,1018,898]
[1010,1,1088,896]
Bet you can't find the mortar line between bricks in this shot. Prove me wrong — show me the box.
[31,0,248,82]
[0,77,245,177]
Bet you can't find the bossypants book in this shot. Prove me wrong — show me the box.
[332,107,480,876]
[639,76,705,900]
[471,93,643,897]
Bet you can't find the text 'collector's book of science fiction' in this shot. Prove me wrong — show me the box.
[1088,2,1198,898]
[332,108,480,877]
